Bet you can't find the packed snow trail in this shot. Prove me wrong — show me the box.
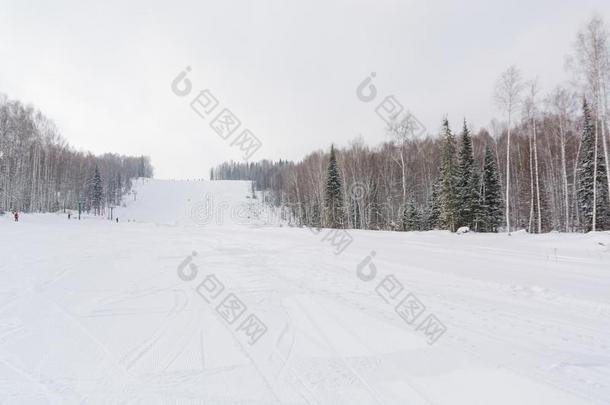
[0,179,609,404]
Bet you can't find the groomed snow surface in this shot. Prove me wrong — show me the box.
[1,178,609,405]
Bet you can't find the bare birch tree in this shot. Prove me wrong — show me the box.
[546,86,576,231]
[494,66,524,234]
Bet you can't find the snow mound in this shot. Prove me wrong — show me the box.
[456,226,470,234]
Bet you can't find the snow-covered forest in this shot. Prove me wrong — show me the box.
[0,94,153,214]
[212,15,610,234]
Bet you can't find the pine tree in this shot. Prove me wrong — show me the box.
[91,165,104,215]
[324,145,345,228]
[402,198,420,231]
[438,118,459,231]
[456,120,480,229]
[480,145,503,232]
[577,99,610,231]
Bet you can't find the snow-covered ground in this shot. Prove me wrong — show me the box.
[1,179,609,405]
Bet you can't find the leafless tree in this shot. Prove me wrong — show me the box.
[546,86,577,231]
[494,66,524,234]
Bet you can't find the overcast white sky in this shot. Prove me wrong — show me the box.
[1,0,610,178]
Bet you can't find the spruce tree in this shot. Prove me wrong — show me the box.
[456,120,480,229]
[91,165,104,216]
[480,145,503,232]
[116,172,122,205]
[138,156,146,178]
[310,201,322,228]
[438,118,459,231]
[324,145,345,228]
[577,99,610,231]
[425,181,441,230]
[402,198,420,231]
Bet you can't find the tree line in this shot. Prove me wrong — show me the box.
[211,15,610,233]
[0,94,153,214]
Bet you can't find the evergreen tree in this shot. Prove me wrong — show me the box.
[91,165,104,215]
[310,201,322,228]
[577,99,610,231]
[116,172,122,205]
[138,156,146,178]
[324,145,345,228]
[438,118,459,231]
[402,198,420,231]
[456,120,480,229]
[426,181,441,230]
[480,145,503,232]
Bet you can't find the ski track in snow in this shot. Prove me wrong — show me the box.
[0,178,609,404]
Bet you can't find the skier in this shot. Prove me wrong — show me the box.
[13,211,19,222]
[68,212,71,220]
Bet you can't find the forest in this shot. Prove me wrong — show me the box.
[0,94,153,215]
[211,15,610,233]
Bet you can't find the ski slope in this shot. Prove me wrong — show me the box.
[113,179,270,227]
[1,179,609,405]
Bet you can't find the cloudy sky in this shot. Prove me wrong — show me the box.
[1,0,610,178]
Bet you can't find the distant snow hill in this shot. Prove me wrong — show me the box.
[115,178,279,227]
